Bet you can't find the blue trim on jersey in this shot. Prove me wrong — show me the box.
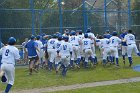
[106,34,112,39]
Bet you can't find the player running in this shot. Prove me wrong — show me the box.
[0,37,20,93]
[57,36,72,76]
[123,30,140,67]
[82,34,95,68]
[109,31,121,66]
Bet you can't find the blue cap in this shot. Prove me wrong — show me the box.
[8,37,16,45]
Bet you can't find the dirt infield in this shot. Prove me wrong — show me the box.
[5,77,140,93]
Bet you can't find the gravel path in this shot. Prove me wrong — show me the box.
[5,77,140,93]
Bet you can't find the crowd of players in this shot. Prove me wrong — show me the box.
[22,28,140,76]
[0,28,140,93]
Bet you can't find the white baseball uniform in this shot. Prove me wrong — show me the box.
[47,38,58,63]
[69,36,81,60]
[0,45,20,85]
[124,33,139,57]
[100,38,110,60]
[82,38,94,62]
[109,36,121,58]
[58,41,72,67]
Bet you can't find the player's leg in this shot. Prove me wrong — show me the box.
[3,64,15,93]
[28,57,34,75]
[133,44,140,56]
[102,48,108,66]
[75,46,81,68]
[70,46,75,68]
[114,47,119,66]
[127,45,133,67]
[122,46,127,65]
[84,49,89,68]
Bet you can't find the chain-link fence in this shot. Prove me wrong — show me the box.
[0,0,140,44]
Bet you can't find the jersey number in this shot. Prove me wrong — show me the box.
[63,45,67,50]
[50,40,55,44]
[71,37,75,41]
[129,36,133,40]
[5,49,10,56]
[84,41,88,45]
[112,39,114,44]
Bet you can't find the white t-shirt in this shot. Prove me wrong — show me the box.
[0,45,20,65]
[36,40,43,50]
[124,34,136,45]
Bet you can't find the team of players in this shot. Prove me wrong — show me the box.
[0,28,140,93]
[23,28,140,76]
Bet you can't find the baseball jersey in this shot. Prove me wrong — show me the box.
[47,39,58,49]
[120,32,127,46]
[36,40,43,50]
[69,36,80,45]
[100,38,110,48]
[58,42,72,56]
[124,34,136,45]
[87,32,95,39]
[0,45,20,65]
[55,40,63,50]
[82,38,92,49]
[109,36,121,47]
[25,40,38,57]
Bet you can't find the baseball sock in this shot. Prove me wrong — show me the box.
[76,58,81,65]
[70,60,74,67]
[128,57,132,65]
[5,84,12,93]
[91,58,95,64]
[103,59,106,65]
[95,56,97,63]
[116,58,119,65]
[84,61,88,68]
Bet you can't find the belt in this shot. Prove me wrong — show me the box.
[128,43,135,45]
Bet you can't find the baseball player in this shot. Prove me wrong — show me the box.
[36,35,44,67]
[57,36,72,76]
[82,34,95,68]
[100,35,111,66]
[77,30,85,63]
[25,35,39,75]
[123,30,140,67]
[22,38,28,65]
[120,29,127,65]
[0,37,20,93]
[69,31,81,68]
[109,31,121,66]
[47,34,58,71]
[54,35,63,73]
[86,28,97,64]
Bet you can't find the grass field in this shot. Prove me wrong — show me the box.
[48,82,140,93]
[0,56,140,91]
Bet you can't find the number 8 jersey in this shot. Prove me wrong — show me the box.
[0,45,20,65]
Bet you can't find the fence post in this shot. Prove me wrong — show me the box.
[128,0,131,29]
[82,0,88,33]
[39,11,43,35]
[58,0,63,34]
[104,0,108,31]
[30,0,35,35]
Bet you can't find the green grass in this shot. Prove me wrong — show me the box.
[0,56,140,91]
[48,82,140,93]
